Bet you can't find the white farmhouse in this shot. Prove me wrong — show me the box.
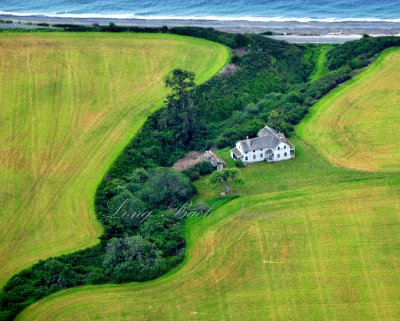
[230,126,295,163]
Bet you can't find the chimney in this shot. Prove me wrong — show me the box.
[246,136,249,140]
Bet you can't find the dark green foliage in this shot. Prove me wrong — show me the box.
[52,23,94,32]
[138,211,185,256]
[52,24,249,48]
[327,36,400,70]
[159,69,199,148]
[235,160,245,168]
[195,37,307,122]
[260,31,274,36]
[103,235,165,282]
[139,168,195,208]
[183,161,215,182]
[107,190,147,229]
[169,27,251,48]
[0,245,108,321]
[185,35,310,149]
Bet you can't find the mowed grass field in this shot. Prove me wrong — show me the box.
[16,49,400,320]
[299,48,400,172]
[0,32,229,286]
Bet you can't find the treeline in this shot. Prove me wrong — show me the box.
[1,26,399,321]
[52,23,250,48]
[193,35,400,147]
[204,67,353,147]
[327,35,400,70]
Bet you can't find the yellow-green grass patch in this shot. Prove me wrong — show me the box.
[0,32,229,286]
[309,44,333,83]
[298,48,400,172]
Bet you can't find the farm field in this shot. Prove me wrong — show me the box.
[0,32,229,286]
[298,48,400,172]
[16,49,400,320]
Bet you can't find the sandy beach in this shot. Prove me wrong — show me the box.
[1,14,400,43]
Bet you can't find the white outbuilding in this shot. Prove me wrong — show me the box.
[230,126,295,164]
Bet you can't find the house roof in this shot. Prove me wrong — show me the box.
[265,148,274,155]
[258,125,278,137]
[231,147,243,158]
[237,126,288,153]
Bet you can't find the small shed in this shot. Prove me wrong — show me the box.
[203,151,226,170]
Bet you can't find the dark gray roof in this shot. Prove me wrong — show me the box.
[265,148,274,155]
[238,126,287,153]
[258,126,278,137]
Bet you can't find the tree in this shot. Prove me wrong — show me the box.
[108,22,118,32]
[209,168,241,194]
[107,190,147,229]
[165,68,196,106]
[160,69,201,147]
[139,168,195,208]
[103,236,164,282]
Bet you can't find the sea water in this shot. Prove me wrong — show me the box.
[0,0,399,22]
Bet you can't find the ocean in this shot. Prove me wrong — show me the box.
[0,0,399,23]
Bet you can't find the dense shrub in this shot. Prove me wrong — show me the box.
[183,161,215,182]
[235,160,245,168]
[327,36,400,70]
[103,235,166,282]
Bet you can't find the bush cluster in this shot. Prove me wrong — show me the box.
[327,36,400,70]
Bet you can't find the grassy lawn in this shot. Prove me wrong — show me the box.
[0,32,229,286]
[15,47,400,321]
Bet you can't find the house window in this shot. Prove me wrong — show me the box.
[253,150,255,153]
[284,145,286,149]
[278,147,280,150]
[277,154,280,158]
[245,156,248,161]
[284,152,287,157]
[245,151,248,154]
[260,153,263,158]
[253,155,256,159]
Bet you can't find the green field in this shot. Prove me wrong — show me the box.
[16,48,400,320]
[299,48,400,172]
[0,32,229,286]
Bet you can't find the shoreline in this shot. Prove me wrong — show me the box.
[1,13,400,43]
